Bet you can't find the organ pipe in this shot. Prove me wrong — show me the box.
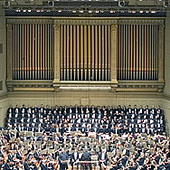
[60,25,112,81]
[118,24,159,80]
[12,24,54,80]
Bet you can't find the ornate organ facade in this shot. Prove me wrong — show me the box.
[6,17,165,93]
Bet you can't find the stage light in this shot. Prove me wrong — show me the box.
[36,10,40,12]
[163,1,169,7]
[118,1,125,7]
[28,9,31,12]
[110,11,114,13]
[79,10,84,13]
[88,10,92,13]
[23,10,26,12]
[16,9,21,12]
[151,11,156,13]
[100,10,104,13]
[132,11,136,13]
[48,1,54,7]
[140,11,143,13]
[72,10,76,13]
[96,11,99,13]
[58,10,62,12]
[146,11,149,13]
[4,1,10,7]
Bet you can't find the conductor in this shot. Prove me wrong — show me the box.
[58,148,68,170]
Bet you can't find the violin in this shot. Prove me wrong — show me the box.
[21,153,25,162]
[28,157,40,168]
[44,158,58,170]
[2,151,7,163]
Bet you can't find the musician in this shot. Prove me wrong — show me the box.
[82,142,90,151]
[6,131,13,142]
[98,149,108,170]
[109,161,122,170]
[80,124,87,136]
[80,148,92,170]
[34,149,40,162]
[31,141,37,151]
[46,156,55,170]
[16,149,22,161]
[154,152,161,164]
[40,159,48,170]
[3,162,11,170]
[120,154,128,168]
[165,158,170,169]
[7,151,13,163]
[137,152,145,167]
[58,148,68,170]
[70,148,79,170]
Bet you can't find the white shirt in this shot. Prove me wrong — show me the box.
[123,149,126,155]
[74,152,77,160]
[101,153,105,160]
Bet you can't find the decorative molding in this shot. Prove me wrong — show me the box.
[6,17,165,25]
[53,24,60,32]
[158,24,164,82]
[6,80,165,93]
[118,80,164,93]
[111,24,118,31]
[6,23,12,80]
[118,19,165,25]
[6,23,12,30]
[6,19,53,24]
[54,19,118,25]
[6,80,53,92]
[111,24,118,83]
[53,24,60,82]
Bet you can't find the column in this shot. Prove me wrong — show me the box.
[53,24,60,82]
[7,24,13,80]
[111,24,118,83]
[158,24,164,82]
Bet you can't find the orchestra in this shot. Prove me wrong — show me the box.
[1,104,168,170]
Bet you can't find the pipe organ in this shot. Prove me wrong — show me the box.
[118,25,159,80]
[6,18,165,92]
[12,24,54,80]
[60,25,111,81]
